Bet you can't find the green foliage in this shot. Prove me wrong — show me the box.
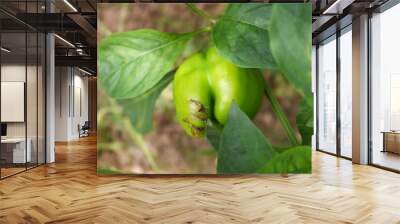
[117,70,174,133]
[212,4,277,69]
[296,98,314,145]
[205,123,222,151]
[258,146,312,173]
[217,103,277,174]
[98,3,313,174]
[269,4,313,106]
[99,29,193,100]
[264,81,300,146]
[215,104,310,174]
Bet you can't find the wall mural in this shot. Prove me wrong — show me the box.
[97,3,313,174]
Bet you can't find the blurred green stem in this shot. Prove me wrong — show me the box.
[264,82,300,146]
[186,3,216,24]
[192,26,212,37]
[101,96,160,172]
[123,118,160,172]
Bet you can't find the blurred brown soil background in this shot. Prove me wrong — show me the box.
[97,3,302,174]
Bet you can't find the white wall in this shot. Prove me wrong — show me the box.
[55,67,69,141]
[1,63,46,164]
[1,65,32,138]
[54,67,89,141]
[1,65,26,134]
[72,73,89,138]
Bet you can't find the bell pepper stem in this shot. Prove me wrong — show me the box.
[264,82,300,146]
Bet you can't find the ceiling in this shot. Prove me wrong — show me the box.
[311,0,390,43]
[0,32,46,66]
[0,0,97,75]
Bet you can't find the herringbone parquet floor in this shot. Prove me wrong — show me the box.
[0,135,400,224]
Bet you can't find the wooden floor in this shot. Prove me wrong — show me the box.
[373,151,400,171]
[0,135,400,224]
[1,163,45,178]
[1,167,26,178]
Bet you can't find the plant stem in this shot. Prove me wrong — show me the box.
[186,3,216,24]
[123,118,160,172]
[264,82,300,146]
[104,96,160,172]
[184,26,212,41]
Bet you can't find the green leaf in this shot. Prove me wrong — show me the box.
[99,29,193,100]
[117,70,174,133]
[258,146,311,173]
[217,102,277,174]
[205,123,222,151]
[296,98,314,145]
[269,4,312,106]
[212,3,277,69]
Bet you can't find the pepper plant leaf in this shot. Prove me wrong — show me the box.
[117,70,174,133]
[212,3,277,70]
[99,29,193,100]
[296,97,314,145]
[258,146,311,173]
[269,4,313,107]
[217,102,277,174]
[205,123,222,152]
